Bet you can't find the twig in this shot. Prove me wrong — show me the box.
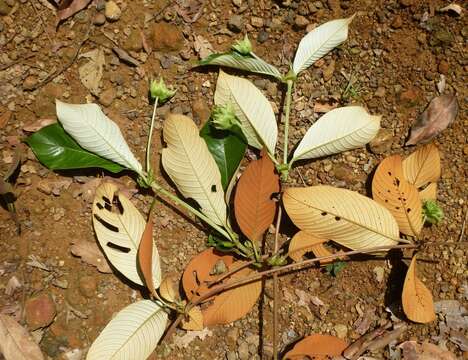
[343,321,392,359]
[272,206,282,360]
[459,209,467,241]
[28,0,53,46]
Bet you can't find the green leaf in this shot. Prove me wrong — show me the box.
[198,52,283,80]
[200,120,246,190]
[25,123,124,173]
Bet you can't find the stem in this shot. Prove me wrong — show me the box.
[146,97,159,172]
[272,206,283,360]
[282,80,293,166]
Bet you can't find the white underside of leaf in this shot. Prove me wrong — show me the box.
[292,106,380,162]
[86,300,167,360]
[293,16,354,75]
[56,100,142,173]
[283,185,400,250]
[214,70,277,154]
[92,182,161,287]
[162,114,227,226]
[206,53,282,79]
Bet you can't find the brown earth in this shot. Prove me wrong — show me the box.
[0,0,467,359]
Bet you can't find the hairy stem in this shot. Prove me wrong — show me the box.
[282,80,294,166]
[146,97,159,172]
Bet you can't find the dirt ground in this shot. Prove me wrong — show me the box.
[0,0,467,359]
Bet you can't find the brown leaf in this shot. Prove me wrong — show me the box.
[140,30,151,54]
[288,231,327,262]
[284,333,348,359]
[70,240,112,273]
[159,273,179,303]
[181,307,204,331]
[56,0,92,26]
[138,217,156,297]
[23,119,56,133]
[372,155,423,236]
[419,182,437,201]
[78,49,105,95]
[0,314,44,360]
[182,249,261,326]
[234,151,280,243]
[0,110,12,129]
[175,0,205,23]
[399,340,457,360]
[402,256,436,324]
[406,94,459,146]
[402,143,441,189]
[112,47,140,67]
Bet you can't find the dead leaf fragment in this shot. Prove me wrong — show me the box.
[193,35,214,59]
[70,240,112,273]
[175,0,205,23]
[284,333,348,359]
[402,256,436,324]
[0,110,12,129]
[419,182,437,201]
[181,307,204,331]
[288,231,326,262]
[372,155,423,236]
[159,274,179,302]
[23,119,56,133]
[438,4,463,16]
[56,0,92,27]
[0,314,44,360]
[112,47,140,67]
[78,48,105,95]
[402,143,441,189]
[399,340,457,360]
[234,151,280,243]
[138,217,156,297]
[406,94,459,146]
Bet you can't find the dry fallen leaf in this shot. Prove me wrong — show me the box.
[23,119,56,133]
[234,151,280,243]
[402,143,441,189]
[0,110,12,129]
[438,4,463,16]
[181,306,204,331]
[419,182,437,201]
[138,217,156,297]
[56,0,92,26]
[78,49,105,95]
[288,231,326,262]
[406,94,459,146]
[159,273,179,303]
[283,333,348,359]
[402,256,436,324]
[372,155,423,236]
[0,314,44,360]
[193,35,214,59]
[399,340,457,360]
[70,240,112,273]
[175,0,205,23]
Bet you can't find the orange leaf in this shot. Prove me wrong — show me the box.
[288,231,326,262]
[181,307,204,331]
[402,256,436,324]
[284,334,348,359]
[182,249,261,326]
[402,143,441,189]
[372,155,423,236]
[419,182,437,201]
[138,217,156,297]
[234,151,280,243]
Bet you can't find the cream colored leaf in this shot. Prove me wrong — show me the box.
[87,300,168,360]
[181,307,204,331]
[0,315,44,360]
[92,182,161,286]
[402,256,436,324]
[214,70,277,154]
[293,15,355,75]
[283,185,400,250]
[292,106,380,163]
[372,155,423,236]
[161,114,227,226]
[288,231,326,262]
[56,101,142,173]
[402,143,441,188]
[419,182,437,201]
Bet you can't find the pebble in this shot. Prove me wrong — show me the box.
[92,13,106,26]
[99,88,117,107]
[369,128,393,154]
[391,15,403,29]
[399,87,419,106]
[334,324,348,339]
[23,75,37,91]
[0,0,10,16]
[374,87,386,97]
[232,0,242,7]
[333,164,355,183]
[124,29,142,52]
[104,1,121,22]
[237,341,250,360]
[191,98,210,125]
[152,23,184,52]
[438,60,449,75]
[25,293,56,330]
[228,15,244,33]
[79,276,98,298]
[373,266,385,283]
[250,16,263,28]
[257,30,269,43]
[399,0,413,6]
[294,15,309,29]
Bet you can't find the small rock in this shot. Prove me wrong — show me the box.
[124,29,142,52]
[25,293,56,330]
[92,12,106,26]
[438,60,449,75]
[399,87,420,107]
[250,16,263,28]
[257,30,269,43]
[104,1,121,22]
[99,88,117,107]
[228,15,244,33]
[332,164,355,183]
[79,276,97,298]
[192,99,210,125]
[152,23,184,52]
[237,341,250,360]
[392,15,403,29]
[226,351,237,360]
[232,0,242,7]
[23,75,38,91]
[373,266,385,283]
[0,0,11,16]
[431,29,454,46]
[37,181,52,195]
[369,128,393,154]
[399,0,413,6]
[226,327,239,345]
[323,60,335,81]
[294,15,309,29]
[374,87,386,97]
[334,324,348,339]
[266,82,277,97]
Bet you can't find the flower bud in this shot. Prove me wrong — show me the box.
[422,199,444,224]
[232,34,252,55]
[211,104,239,130]
[149,78,176,103]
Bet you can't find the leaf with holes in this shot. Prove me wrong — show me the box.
[162,114,227,226]
[214,70,277,154]
[234,151,280,243]
[283,185,400,250]
[56,100,143,173]
[138,216,157,297]
[372,155,423,236]
[284,333,348,359]
[182,248,261,326]
[92,182,161,286]
[402,143,441,189]
[87,300,167,360]
[293,15,355,75]
[291,106,380,164]
[288,231,326,262]
[402,256,435,324]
